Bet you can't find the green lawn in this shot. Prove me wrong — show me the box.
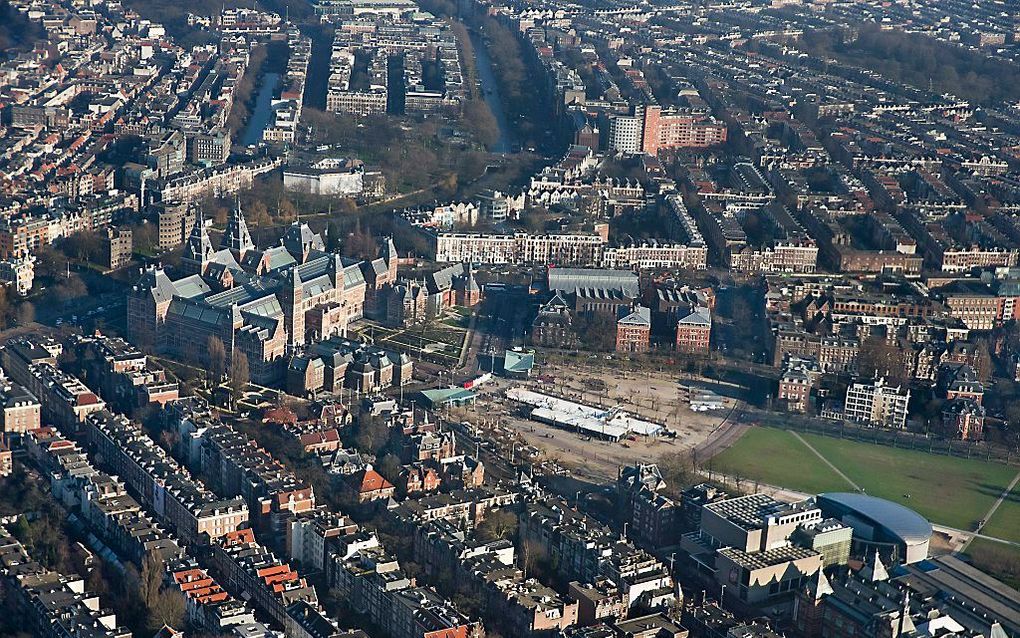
[802,433,1017,532]
[711,427,1019,534]
[710,428,854,495]
[981,480,1020,543]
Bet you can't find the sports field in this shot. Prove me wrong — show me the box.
[710,426,1020,536]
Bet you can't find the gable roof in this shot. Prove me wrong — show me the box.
[618,306,651,326]
[357,468,394,493]
[679,307,711,326]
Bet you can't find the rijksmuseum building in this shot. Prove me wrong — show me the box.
[127,203,400,385]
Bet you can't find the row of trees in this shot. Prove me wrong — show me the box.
[463,96,501,150]
[447,19,502,150]
[226,43,269,134]
[2,466,185,636]
[339,219,380,259]
[423,0,557,151]
[574,312,618,352]
[475,16,542,146]
[0,286,35,327]
[87,554,185,635]
[792,24,1020,106]
[966,540,1020,591]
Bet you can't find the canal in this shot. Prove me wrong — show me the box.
[295,21,517,152]
[469,28,516,154]
[302,24,332,110]
[240,72,281,146]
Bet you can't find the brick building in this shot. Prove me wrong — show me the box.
[616,306,651,354]
[675,308,711,354]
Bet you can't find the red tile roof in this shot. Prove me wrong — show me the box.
[357,468,394,493]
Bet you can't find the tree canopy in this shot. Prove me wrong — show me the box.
[793,25,1020,105]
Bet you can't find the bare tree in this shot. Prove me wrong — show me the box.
[140,553,185,633]
[208,336,226,383]
[377,453,403,487]
[16,301,34,326]
[0,286,9,328]
[975,339,994,382]
[230,349,249,403]
[477,509,518,542]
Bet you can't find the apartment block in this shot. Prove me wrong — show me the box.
[328,544,479,638]
[0,526,130,638]
[172,416,315,538]
[0,338,106,430]
[74,332,179,413]
[843,378,911,429]
[168,560,257,634]
[211,528,319,628]
[82,410,249,546]
[27,424,184,564]
[157,202,198,250]
[0,381,40,436]
[102,226,133,270]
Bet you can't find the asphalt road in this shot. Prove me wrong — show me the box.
[693,419,750,460]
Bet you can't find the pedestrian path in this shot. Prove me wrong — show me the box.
[790,431,863,492]
[960,469,1020,552]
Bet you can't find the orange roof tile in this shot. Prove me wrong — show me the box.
[357,468,394,493]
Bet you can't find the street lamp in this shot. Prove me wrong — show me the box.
[720,584,726,604]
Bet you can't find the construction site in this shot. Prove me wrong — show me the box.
[451,359,745,482]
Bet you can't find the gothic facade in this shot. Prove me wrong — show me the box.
[128,203,394,384]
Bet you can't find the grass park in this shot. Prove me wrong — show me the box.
[708,427,850,496]
[709,426,1020,540]
[980,481,1020,542]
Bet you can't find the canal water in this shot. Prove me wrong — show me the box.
[302,25,332,110]
[469,29,516,153]
[240,72,281,146]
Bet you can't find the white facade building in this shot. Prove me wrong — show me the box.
[283,159,365,196]
[844,377,910,429]
[607,114,643,154]
[0,254,35,296]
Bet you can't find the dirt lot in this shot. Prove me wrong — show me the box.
[458,361,745,483]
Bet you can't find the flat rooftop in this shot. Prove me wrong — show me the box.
[705,494,816,531]
[718,545,820,570]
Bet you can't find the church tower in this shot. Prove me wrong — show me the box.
[282,266,305,349]
[792,570,833,637]
[181,208,214,275]
[382,236,398,282]
[222,198,254,258]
